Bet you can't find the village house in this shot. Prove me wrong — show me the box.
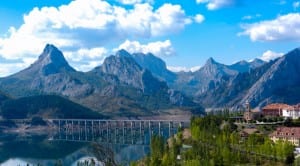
[262,103,300,119]
[262,103,290,117]
[269,127,300,146]
[282,104,300,119]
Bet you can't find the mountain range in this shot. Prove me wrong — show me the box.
[0,44,199,118]
[0,44,300,118]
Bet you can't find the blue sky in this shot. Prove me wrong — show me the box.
[0,0,300,76]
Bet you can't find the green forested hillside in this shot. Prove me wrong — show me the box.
[0,95,105,119]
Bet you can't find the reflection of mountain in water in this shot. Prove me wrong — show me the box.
[0,129,156,166]
[0,134,87,165]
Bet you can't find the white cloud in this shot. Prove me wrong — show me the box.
[0,58,36,77]
[118,0,153,5]
[65,47,108,61]
[167,66,189,72]
[115,40,175,57]
[293,1,300,9]
[190,66,201,72]
[259,50,283,62]
[64,47,108,71]
[196,0,236,10]
[242,15,252,20]
[118,0,142,5]
[242,14,261,20]
[0,0,199,76]
[194,14,205,23]
[167,66,201,72]
[240,13,300,41]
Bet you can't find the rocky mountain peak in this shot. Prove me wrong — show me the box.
[116,49,132,58]
[251,58,265,63]
[236,60,248,65]
[100,52,144,89]
[249,58,265,68]
[42,44,58,55]
[239,47,300,107]
[38,44,69,66]
[131,52,176,82]
[205,57,218,65]
[199,57,229,73]
[18,44,75,76]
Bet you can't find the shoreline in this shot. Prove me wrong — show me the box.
[0,113,192,134]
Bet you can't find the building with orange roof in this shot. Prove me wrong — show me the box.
[270,127,300,146]
[262,103,291,117]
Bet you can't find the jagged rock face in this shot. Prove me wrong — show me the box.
[98,50,170,95]
[249,58,266,69]
[194,57,237,83]
[173,57,238,96]
[197,57,238,77]
[0,45,200,116]
[92,50,201,113]
[196,61,274,108]
[195,48,300,109]
[240,48,300,107]
[37,44,75,75]
[2,43,300,112]
[30,73,94,98]
[100,52,144,90]
[132,53,176,83]
[19,44,75,76]
[0,44,92,98]
[229,59,265,73]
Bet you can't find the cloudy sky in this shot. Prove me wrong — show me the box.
[0,0,300,76]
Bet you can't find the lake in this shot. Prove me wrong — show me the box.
[0,119,187,165]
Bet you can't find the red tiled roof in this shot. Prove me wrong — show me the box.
[263,103,292,110]
[270,127,300,139]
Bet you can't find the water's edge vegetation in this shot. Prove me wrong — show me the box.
[131,114,296,166]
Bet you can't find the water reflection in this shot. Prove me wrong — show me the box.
[0,133,150,166]
[0,120,187,165]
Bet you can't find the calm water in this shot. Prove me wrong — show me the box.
[0,121,181,166]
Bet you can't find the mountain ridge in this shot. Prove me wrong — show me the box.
[239,48,300,107]
[0,44,201,117]
[1,43,299,114]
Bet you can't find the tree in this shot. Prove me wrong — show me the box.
[150,135,164,165]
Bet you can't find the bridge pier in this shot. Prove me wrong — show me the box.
[58,120,61,139]
[168,121,173,137]
[158,121,161,136]
[51,119,189,144]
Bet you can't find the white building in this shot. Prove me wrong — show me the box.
[282,104,300,119]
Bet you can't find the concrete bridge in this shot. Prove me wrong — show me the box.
[48,119,190,145]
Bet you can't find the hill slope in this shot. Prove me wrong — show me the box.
[171,57,239,96]
[196,47,300,109]
[240,48,300,107]
[0,95,104,119]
